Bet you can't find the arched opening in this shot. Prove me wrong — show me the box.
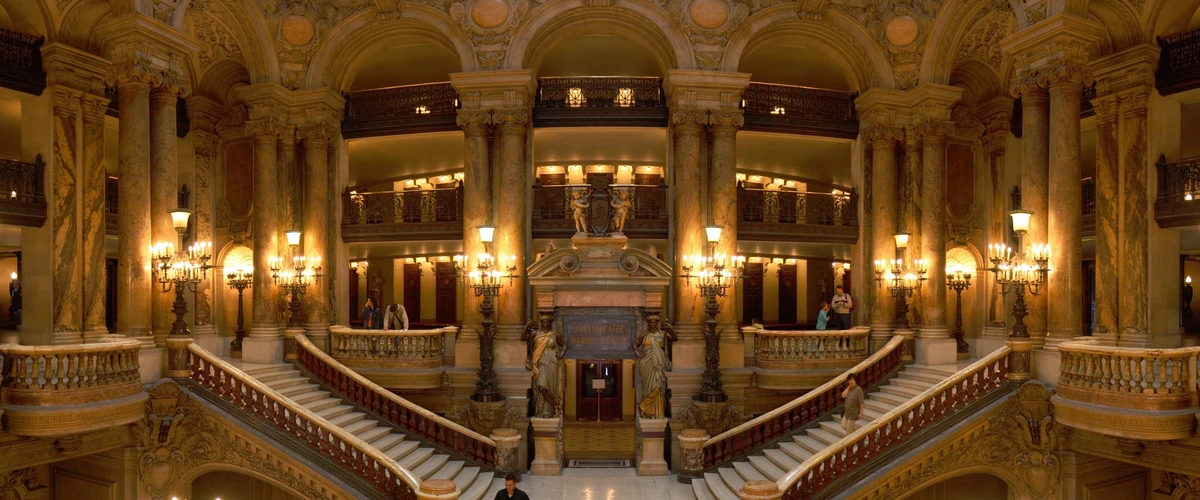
[346,36,462,91]
[535,35,662,77]
[903,472,1009,499]
[737,33,855,91]
[518,11,681,77]
[188,469,296,500]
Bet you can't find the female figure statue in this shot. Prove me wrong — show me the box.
[635,314,677,419]
[523,313,566,418]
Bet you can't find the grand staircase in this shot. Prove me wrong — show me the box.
[245,363,503,500]
[691,363,957,499]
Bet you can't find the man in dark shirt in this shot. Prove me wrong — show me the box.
[494,473,529,500]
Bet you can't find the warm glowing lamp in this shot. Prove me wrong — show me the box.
[168,208,191,231]
[894,233,910,250]
[285,230,301,247]
[9,272,15,280]
[478,225,496,244]
[705,225,723,244]
[1009,209,1033,234]
[1188,275,1193,285]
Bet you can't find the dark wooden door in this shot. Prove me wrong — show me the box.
[435,262,458,324]
[778,264,798,324]
[577,360,622,421]
[403,263,421,324]
[742,262,764,325]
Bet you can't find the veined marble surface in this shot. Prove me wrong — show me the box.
[489,468,696,500]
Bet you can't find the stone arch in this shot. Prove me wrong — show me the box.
[0,0,52,38]
[921,0,1016,88]
[179,463,314,500]
[904,466,1027,498]
[949,60,1006,106]
[307,9,473,91]
[1144,0,1200,38]
[194,59,251,105]
[507,0,692,73]
[1087,0,1144,54]
[722,8,893,91]
[57,0,114,55]
[189,1,278,86]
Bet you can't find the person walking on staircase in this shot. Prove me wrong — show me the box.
[494,474,529,500]
[841,372,864,433]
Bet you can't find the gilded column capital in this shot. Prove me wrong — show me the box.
[671,108,709,129]
[105,40,161,90]
[1118,87,1150,118]
[1010,69,1048,100]
[80,93,110,124]
[709,110,745,130]
[50,87,82,117]
[192,129,220,157]
[1091,94,1120,123]
[492,108,530,131]
[982,132,1008,156]
[456,109,491,134]
[861,123,903,146]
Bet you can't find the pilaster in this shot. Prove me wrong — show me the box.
[979,96,1013,335]
[186,96,222,334]
[293,88,344,348]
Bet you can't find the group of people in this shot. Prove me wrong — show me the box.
[358,298,409,331]
[816,285,853,330]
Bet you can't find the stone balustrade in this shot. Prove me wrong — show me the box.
[329,326,450,389]
[0,338,146,436]
[1053,339,1200,440]
[752,326,871,390]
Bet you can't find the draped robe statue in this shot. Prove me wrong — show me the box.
[523,313,566,418]
[635,315,677,419]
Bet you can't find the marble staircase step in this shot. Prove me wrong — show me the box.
[717,466,745,493]
[355,425,392,444]
[290,390,332,405]
[412,453,449,479]
[328,411,366,428]
[304,397,343,413]
[748,455,786,481]
[763,449,799,471]
[692,478,718,500]
[369,433,406,451]
[314,404,355,420]
[732,461,767,483]
[451,465,479,492]
[384,440,420,461]
[398,447,433,470]
[777,441,814,463]
[703,472,739,500]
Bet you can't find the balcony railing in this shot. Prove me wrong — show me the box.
[1158,28,1200,95]
[0,155,46,227]
[0,27,44,95]
[1155,155,1200,227]
[742,83,858,138]
[329,326,449,390]
[737,186,857,244]
[533,77,667,128]
[532,182,669,238]
[341,185,464,242]
[0,338,145,437]
[1053,339,1199,441]
[342,83,459,138]
[753,326,871,390]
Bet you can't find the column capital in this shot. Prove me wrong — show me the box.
[663,70,751,110]
[1092,93,1121,123]
[861,123,903,145]
[192,129,219,157]
[1118,87,1150,118]
[914,120,954,144]
[450,70,536,111]
[456,109,491,133]
[50,86,82,117]
[245,118,288,141]
[709,109,744,130]
[186,95,224,132]
[671,108,709,128]
[1093,43,1159,95]
[492,107,530,129]
[80,92,110,124]
[982,131,1008,156]
[978,96,1014,134]
[42,43,108,95]
[97,14,197,91]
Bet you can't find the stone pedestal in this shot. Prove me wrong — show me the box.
[740,480,783,500]
[461,400,518,436]
[283,327,304,360]
[893,328,916,362]
[1006,339,1034,382]
[680,400,736,437]
[491,428,522,474]
[677,428,709,482]
[636,418,669,476]
[915,338,958,366]
[417,478,458,500]
[242,328,283,364]
[165,337,192,379]
[529,417,561,476]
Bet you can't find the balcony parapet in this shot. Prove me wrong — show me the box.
[1053,339,1200,441]
[741,83,858,139]
[329,325,452,390]
[533,76,667,128]
[737,186,857,243]
[532,182,668,239]
[753,327,870,390]
[0,155,46,228]
[341,185,464,242]
[0,338,145,437]
[342,82,459,138]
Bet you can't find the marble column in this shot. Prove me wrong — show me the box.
[1092,94,1121,343]
[867,127,900,335]
[457,110,490,366]
[919,125,949,339]
[1018,85,1050,343]
[900,129,923,325]
[246,120,282,362]
[1118,88,1151,343]
[982,131,1008,328]
[709,111,742,332]
[279,131,299,233]
[1046,71,1085,344]
[50,87,82,345]
[81,92,111,342]
[493,109,529,333]
[190,127,218,330]
[113,73,153,345]
[302,124,333,343]
[149,86,180,345]
[672,109,708,332]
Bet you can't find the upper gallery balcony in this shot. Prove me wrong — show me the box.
[737,178,857,244]
[1157,27,1200,96]
[741,83,859,139]
[0,155,46,227]
[1154,155,1200,228]
[341,181,464,242]
[532,166,669,239]
[342,82,459,138]
[0,27,44,95]
[533,76,668,128]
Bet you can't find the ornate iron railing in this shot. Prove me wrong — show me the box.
[0,155,45,227]
[533,77,667,127]
[342,83,459,138]
[0,27,44,95]
[1158,28,1200,95]
[187,343,421,499]
[737,186,857,243]
[295,335,497,466]
[1155,155,1200,227]
[701,335,904,469]
[742,83,858,138]
[531,182,669,238]
[779,346,1011,499]
[341,186,464,242]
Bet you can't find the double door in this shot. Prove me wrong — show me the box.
[576,360,621,421]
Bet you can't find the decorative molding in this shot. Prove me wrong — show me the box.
[828,0,947,89]
[187,10,245,69]
[666,0,749,70]
[449,0,532,70]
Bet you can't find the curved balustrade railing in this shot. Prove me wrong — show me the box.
[702,335,905,468]
[331,327,446,370]
[1057,340,1200,412]
[186,344,421,499]
[1,338,142,405]
[754,327,870,370]
[296,335,497,466]
[778,346,1011,499]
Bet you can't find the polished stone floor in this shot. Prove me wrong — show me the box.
[487,467,697,500]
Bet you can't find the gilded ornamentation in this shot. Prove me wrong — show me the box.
[188,11,245,69]
[828,0,945,89]
[0,468,41,499]
[677,400,739,436]
[261,0,374,89]
[106,41,164,89]
[153,0,178,24]
[956,10,1010,69]
[1159,472,1200,497]
[460,400,522,435]
[667,0,748,70]
[450,0,530,70]
[1025,0,1047,25]
[949,104,984,136]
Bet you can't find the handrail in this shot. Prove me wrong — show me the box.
[1057,339,1200,412]
[701,335,905,467]
[185,343,422,498]
[1,338,142,405]
[332,327,446,337]
[755,327,870,370]
[753,326,870,338]
[295,334,497,465]
[777,345,1012,497]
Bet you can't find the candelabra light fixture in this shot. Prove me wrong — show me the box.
[152,208,213,338]
[946,264,973,354]
[987,209,1051,338]
[679,224,758,403]
[873,233,928,330]
[226,266,253,355]
[270,230,323,328]
[452,225,519,403]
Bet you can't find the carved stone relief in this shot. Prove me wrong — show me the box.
[956,9,1012,69]
[667,0,749,70]
[828,0,945,89]
[450,0,531,70]
[186,10,246,69]
[0,468,42,500]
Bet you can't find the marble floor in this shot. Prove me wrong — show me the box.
[489,468,697,500]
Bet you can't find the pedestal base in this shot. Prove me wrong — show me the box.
[138,346,164,384]
[915,338,958,366]
[677,428,709,483]
[283,327,305,360]
[529,417,562,476]
[868,325,895,353]
[636,418,669,476]
[679,400,736,437]
[461,400,519,436]
[892,328,916,362]
[242,332,283,364]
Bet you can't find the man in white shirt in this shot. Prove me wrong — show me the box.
[383,303,409,331]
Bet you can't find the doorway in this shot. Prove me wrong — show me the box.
[576,360,622,421]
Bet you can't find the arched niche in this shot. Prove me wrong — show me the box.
[187,468,300,500]
[344,34,462,91]
[736,32,855,90]
[308,14,472,91]
[218,245,253,345]
[724,13,893,91]
[512,5,688,76]
[949,60,1004,107]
